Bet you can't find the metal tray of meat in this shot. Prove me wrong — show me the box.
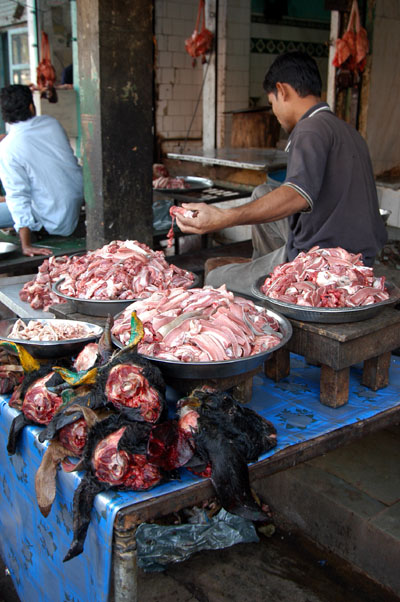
[0,318,103,359]
[112,306,292,379]
[52,272,200,317]
[251,276,400,324]
[153,176,213,193]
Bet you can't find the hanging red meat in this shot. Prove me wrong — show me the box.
[37,31,58,103]
[185,0,213,66]
[333,0,369,74]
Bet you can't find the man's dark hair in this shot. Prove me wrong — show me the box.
[263,51,322,98]
[0,84,34,123]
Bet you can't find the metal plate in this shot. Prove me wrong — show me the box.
[52,272,200,317]
[251,276,400,324]
[0,241,19,256]
[153,176,213,193]
[112,306,292,379]
[0,318,103,359]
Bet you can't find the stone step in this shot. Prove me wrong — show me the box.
[257,425,400,596]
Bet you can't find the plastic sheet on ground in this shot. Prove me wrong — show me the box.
[136,508,259,571]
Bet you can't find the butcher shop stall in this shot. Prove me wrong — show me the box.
[2,1,400,601]
[1,236,400,602]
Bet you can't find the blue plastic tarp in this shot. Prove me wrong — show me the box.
[1,353,400,601]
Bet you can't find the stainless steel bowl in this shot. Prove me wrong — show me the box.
[52,279,137,317]
[251,276,400,324]
[153,176,213,193]
[0,241,19,256]
[0,318,103,359]
[379,208,392,225]
[112,306,292,379]
[52,272,200,317]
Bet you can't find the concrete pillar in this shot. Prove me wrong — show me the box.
[77,0,154,249]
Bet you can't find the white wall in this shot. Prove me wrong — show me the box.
[154,0,330,154]
[216,0,251,148]
[365,0,400,175]
[154,0,204,155]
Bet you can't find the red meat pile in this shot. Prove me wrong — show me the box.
[260,246,389,308]
[112,285,283,361]
[19,240,195,311]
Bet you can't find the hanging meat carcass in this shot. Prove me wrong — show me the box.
[37,31,58,103]
[332,0,369,84]
[185,0,213,67]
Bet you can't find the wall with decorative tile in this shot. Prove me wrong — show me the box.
[249,16,330,104]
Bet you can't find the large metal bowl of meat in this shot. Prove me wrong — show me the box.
[52,272,200,317]
[251,277,400,324]
[112,305,292,379]
[52,279,137,317]
[0,318,103,359]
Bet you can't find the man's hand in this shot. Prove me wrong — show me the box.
[175,202,229,234]
[21,244,53,257]
[19,226,53,257]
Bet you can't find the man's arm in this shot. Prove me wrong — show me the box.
[19,227,52,257]
[175,184,309,235]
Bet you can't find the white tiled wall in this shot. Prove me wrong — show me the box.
[217,0,251,147]
[154,1,330,153]
[154,0,204,154]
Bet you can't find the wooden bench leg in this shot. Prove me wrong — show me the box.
[264,347,290,382]
[362,351,391,391]
[320,364,349,407]
[231,375,253,404]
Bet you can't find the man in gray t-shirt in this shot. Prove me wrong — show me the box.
[174,52,387,296]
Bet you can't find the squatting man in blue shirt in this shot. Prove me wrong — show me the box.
[0,84,83,257]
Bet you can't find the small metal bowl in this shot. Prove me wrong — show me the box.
[52,272,200,317]
[0,318,103,359]
[251,276,400,324]
[112,306,292,379]
[379,208,392,225]
[0,241,19,256]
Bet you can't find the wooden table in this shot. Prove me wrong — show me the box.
[265,307,400,407]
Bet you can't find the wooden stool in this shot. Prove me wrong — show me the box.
[265,306,400,408]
